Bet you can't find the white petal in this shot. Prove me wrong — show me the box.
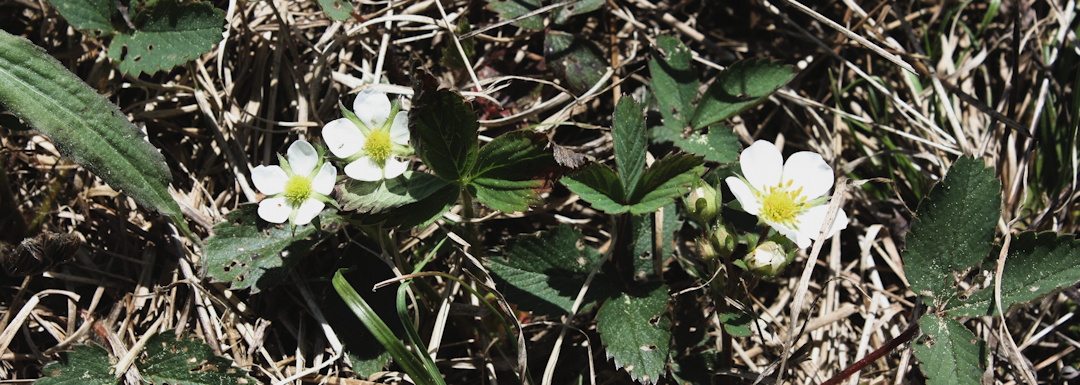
[389,111,410,144]
[344,157,386,181]
[725,176,761,215]
[311,163,338,195]
[251,165,288,195]
[258,197,292,224]
[765,218,812,249]
[782,151,835,199]
[287,140,319,176]
[293,199,325,225]
[799,205,849,241]
[382,157,409,179]
[739,140,784,190]
[352,89,392,129]
[323,118,365,158]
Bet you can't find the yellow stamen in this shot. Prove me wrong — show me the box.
[283,175,313,205]
[364,130,393,162]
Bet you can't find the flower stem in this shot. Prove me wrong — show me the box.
[819,321,919,385]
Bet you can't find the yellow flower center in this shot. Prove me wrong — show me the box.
[283,175,313,205]
[364,130,393,162]
[758,180,806,227]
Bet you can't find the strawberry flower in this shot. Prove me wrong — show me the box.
[251,140,337,226]
[323,90,411,181]
[725,140,849,248]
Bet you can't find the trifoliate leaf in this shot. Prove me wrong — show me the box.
[488,225,616,316]
[204,205,342,293]
[596,284,672,384]
[108,0,225,75]
[903,156,1001,305]
[562,163,628,214]
[914,314,985,385]
[336,171,449,213]
[947,232,1080,316]
[629,153,704,215]
[613,97,647,197]
[471,131,564,213]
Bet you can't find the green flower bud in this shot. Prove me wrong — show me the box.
[685,183,722,224]
[744,241,790,277]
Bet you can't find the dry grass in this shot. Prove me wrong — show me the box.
[1,0,1078,384]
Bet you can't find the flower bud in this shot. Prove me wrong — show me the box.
[744,241,789,277]
[685,183,722,224]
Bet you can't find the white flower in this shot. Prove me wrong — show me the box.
[251,140,337,226]
[725,140,849,248]
[745,241,789,276]
[323,89,411,181]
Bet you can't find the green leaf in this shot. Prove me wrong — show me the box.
[544,31,608,94]
[0,31,182,220]
[38,343,116,385]
[470,131,563,212]
[336,171,449,213]
[553,0,604,24]
[947,232,1080,316]
[649,35,698,133]
[107,0,225,75]
[596,284,672,384]
[203,205,342,293]
[49,0,117,36]
[485,0,544,30]
[409,79,478,182]
[612,97,647,197]
[627,204,681,280]
[316,0,353,21]
[668,125,741,163]
[718,312,753,337]
[383,184,459,229]
[628,153,704,215]
[440,19,474,69]
[914,314,985,385]
[903,156,1001,304]
[690,59,795,129]
[562,163,628,214]
[139,332,254,385]
[487,224,616,316]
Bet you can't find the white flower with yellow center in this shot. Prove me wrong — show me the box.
[251,140,337,226]
[725,140,849,248]
[323,89,411,181]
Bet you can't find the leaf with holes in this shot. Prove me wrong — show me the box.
[947,232,1080,316]
[49,0,117,36]
[107,0,224,75]
[317,0,353,21]
[914,314,985,385]
[488,225,616,316]
[596,284,672,384]
[903,156,1001,306]
[204,205,343,293]
[38,343,115,385]
[139,332,255,385]
[691,59,795,129]
[649,35,698,133]
[544,31,607,94]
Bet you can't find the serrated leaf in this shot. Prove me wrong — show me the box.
[139,332,254,385]
[0,31,182,220]
[544,31,607,94]
[629,153,704,214]
[488,225,616,316]
[409,78,478,182]
[613,97,647,197]
[552,0,603,24]
[668,125,740,163]
[649,35,698,133]
[316,0,353,21]
[470,131,563,213]
[947,232,1080,316]
[107,0,224,75]
[596,285,672,384]
[691,59,795,129]
[38,343,115,385]
[204,205,341,292]
[49,0,117,36]
[562,163,628,214]
[903,157,1001,305]
[335,171,448,213]
[486,0,544,30]
[913,314,985,385]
